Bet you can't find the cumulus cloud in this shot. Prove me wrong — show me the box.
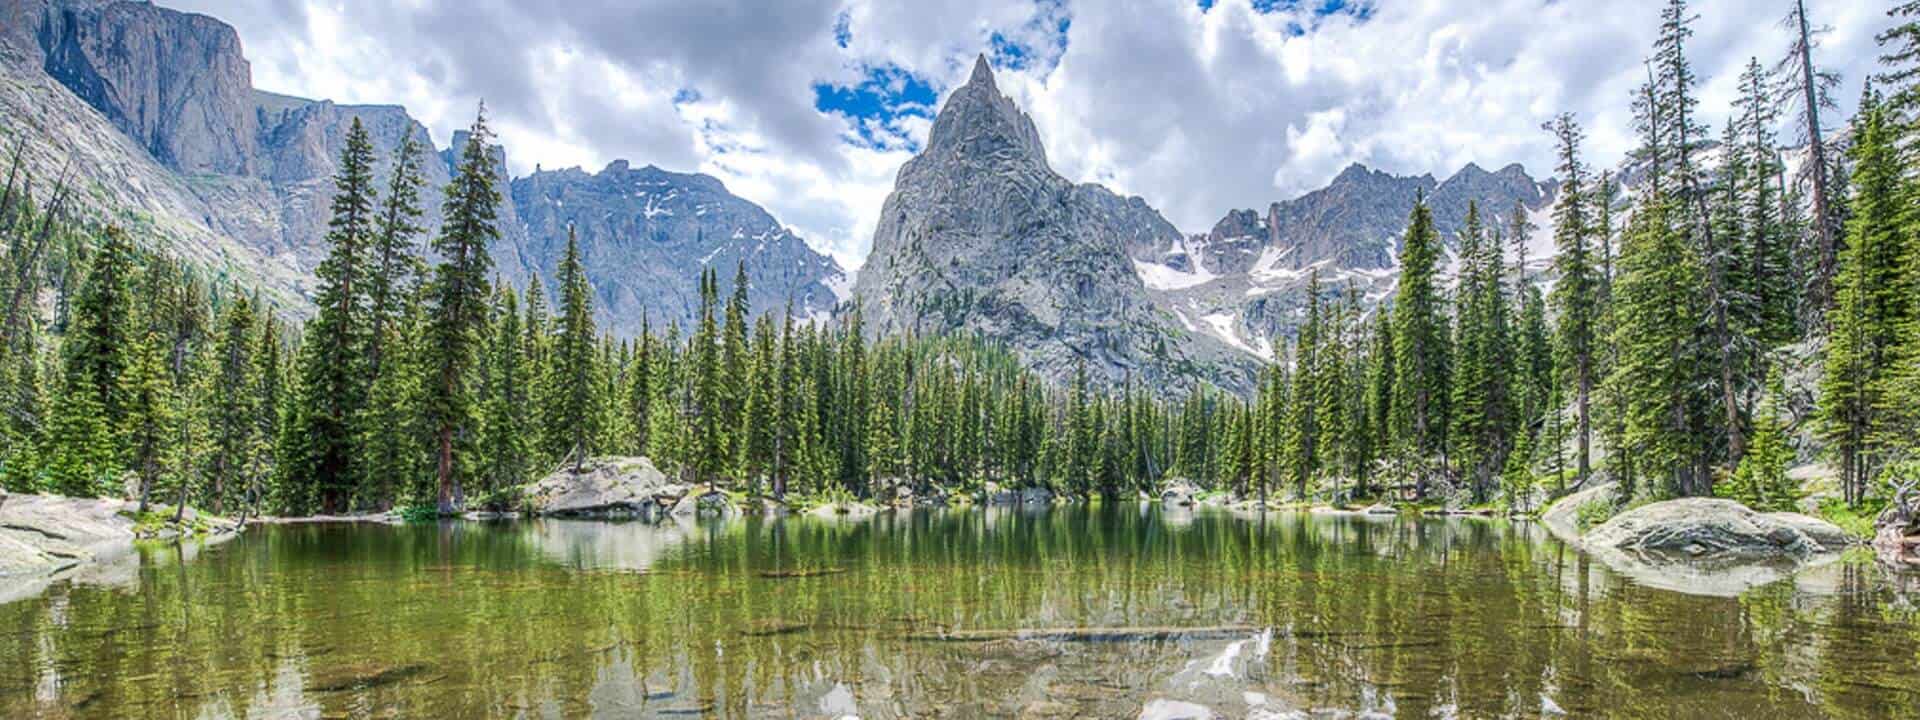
[171,0,1893,267]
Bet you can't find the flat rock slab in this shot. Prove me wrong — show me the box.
[1585,498,1851,559]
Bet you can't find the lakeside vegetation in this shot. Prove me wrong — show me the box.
[0,0,1918,533]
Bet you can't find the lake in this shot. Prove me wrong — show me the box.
[1,504,1917,718]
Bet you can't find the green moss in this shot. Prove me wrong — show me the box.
[1815,497,1881,540]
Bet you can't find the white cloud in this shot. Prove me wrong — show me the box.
[173,0,1894,262]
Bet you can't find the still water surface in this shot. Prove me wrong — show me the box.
[2,505,1918,718]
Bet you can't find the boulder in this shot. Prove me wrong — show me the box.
[1020,486,1055,506]
[1584,498,1852,559]
[1159,479,1199,507]
[1361,503,1399,516]
[518,457,671,518]
[806,501,880,519]
[1539,482,1618,546]
[671,490,738,519]
[913,486,949,508]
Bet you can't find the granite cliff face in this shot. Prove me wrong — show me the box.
[851,56,1256,394]
[0,0,841,330]
[513,161,845,336]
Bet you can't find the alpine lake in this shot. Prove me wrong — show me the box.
[3,503,1919,718]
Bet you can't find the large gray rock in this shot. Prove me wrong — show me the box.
[1584,498,1852,559]
[1539,482,1617,546]
[0,492,238,599]
[849,55,1258,396]
[518,457,671,518]
[1159,479,1199,507]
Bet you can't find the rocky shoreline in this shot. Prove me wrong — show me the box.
[0,491,241,603]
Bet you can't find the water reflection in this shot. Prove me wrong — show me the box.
[0,505,1916,718]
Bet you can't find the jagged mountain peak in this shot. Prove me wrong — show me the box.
[921,53,1048,169]
[967,52,995,90]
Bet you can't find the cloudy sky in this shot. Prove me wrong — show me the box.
[171,0,1893,270]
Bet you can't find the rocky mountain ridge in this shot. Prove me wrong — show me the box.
[0,0,843,330]
[850,55,1259,394]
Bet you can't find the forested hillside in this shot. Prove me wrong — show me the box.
[1,0,1917,530]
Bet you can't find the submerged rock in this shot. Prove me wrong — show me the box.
[1584,498,1851,559]
[518,457,670,518]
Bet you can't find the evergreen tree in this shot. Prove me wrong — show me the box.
[367,130,426,374]
[1547,114,1598,489]
[206,293,258,517]
[544,226,599,470]
[424,107,500,513]
[288,118,378,513]
[1612,198,1705,500]
[123,328,175,513]
[1821,90,1910,507]
[1391,196,1449,496]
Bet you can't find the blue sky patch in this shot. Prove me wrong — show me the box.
[1204,0,1375,23]
[990,0,1071,75]
[813,64,937,150]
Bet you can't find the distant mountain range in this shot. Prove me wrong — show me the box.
[0,0,1833,395]
[0,0,845,334]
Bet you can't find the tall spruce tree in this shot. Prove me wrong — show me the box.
[1391,196,1449,497]
[545,226,599,470]
[424,107,500,513]
[289,118,378,513]
[1547,115,1598,489]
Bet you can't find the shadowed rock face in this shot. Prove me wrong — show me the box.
[852,55,1257,395]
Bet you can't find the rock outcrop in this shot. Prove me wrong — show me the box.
[1583,498,1852,559]
[512,160,845,336]
[517,457,673,518]
[0,0,842,333]
[1159,479,1199,507]
[0,492,238,590]
[850,55,1258,395]
[1540,488,1856,598]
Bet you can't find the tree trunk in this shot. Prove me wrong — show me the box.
[1796,0,1836,320]
[437,427,455,515]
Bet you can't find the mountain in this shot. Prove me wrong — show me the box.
[0,0,842,330]
[850,55,1258,394]
[1130,160,1556,362]
[512,161,847,336]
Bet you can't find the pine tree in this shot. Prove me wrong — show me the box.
[1450,203,1515,502]
[424,106,500,513]
[690,270,729,488]
[1547,115,1598,490]
[63,226,135,442]
[367,129,426,375]
[1778,0,1841,316]
[1391,196,1449,496]
[1821,90,1910,507]
[1612,198,1705,500]
[123,328,175,513]
[544,226,599,470]
[478,285,532,493]
[289,118,378,513]
[1723,363,1795,512]
[1288,272,1324,499]
[206,293,258,517]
